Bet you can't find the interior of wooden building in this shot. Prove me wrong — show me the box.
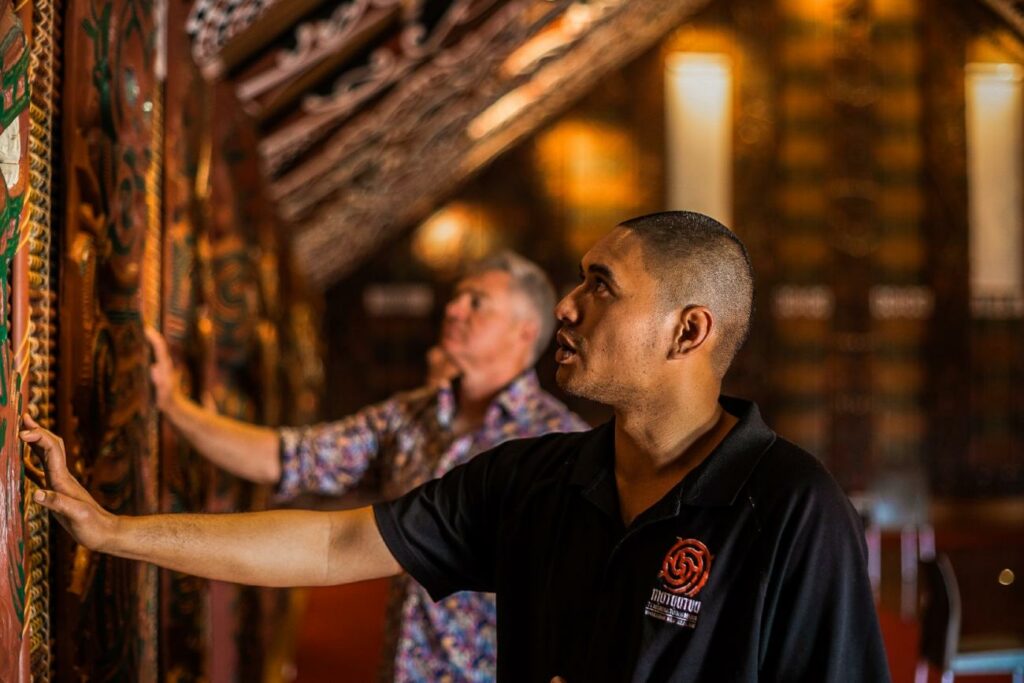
[0,0,1022,681]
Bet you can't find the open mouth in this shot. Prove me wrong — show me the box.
[555,330,579,364]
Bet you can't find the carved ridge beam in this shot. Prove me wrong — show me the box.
[257,0,521,178]
[268,0,551,216]
[284,0,711,288]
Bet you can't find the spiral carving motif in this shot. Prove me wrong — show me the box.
[658,538,712,598]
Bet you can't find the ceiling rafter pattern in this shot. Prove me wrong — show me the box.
[188,0,1024,288]
[187,0,711,288]
[256,0,509,177]
[288,0,711,287]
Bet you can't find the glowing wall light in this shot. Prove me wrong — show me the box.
[534,119,642,256]
[412,202,495,275]
[965,63,1024,305]
[665,53,732,225]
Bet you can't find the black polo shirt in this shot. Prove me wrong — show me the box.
[373,397,890,682]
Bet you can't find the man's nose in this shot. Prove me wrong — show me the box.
[446,295,468,319]
[555,287,580,325]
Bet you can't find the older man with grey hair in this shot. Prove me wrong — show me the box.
[143,250,586,682]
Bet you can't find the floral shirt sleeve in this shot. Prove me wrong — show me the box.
[274,370,587,682]
[276,396,404,499]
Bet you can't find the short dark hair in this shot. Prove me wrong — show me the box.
[619,211,754,376]
[464,250,557,364]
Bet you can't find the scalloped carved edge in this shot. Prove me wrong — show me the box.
[25,0,60,679]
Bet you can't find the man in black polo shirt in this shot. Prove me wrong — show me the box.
[24,211,890,682]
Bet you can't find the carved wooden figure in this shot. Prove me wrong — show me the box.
[59,0,160,679]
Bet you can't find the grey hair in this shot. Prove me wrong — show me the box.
[464,250,557,364]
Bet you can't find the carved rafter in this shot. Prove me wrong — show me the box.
[187,0,710,287]
[282,0,710,287]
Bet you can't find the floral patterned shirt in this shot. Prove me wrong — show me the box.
[277,370,587,682]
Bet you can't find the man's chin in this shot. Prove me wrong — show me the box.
[555,365,587,398]
[557,368,622,406]
[439,338,462,357]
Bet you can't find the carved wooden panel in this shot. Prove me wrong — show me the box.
[174,0,715,288]
[280,269,324,427]
[761,0,932,498]
[0,1,39,679]
[825,0,877,493]
[58,0,160,679]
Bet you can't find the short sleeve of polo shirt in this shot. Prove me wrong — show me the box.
[372,437,522,601]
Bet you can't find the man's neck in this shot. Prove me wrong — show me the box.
[611,387,736,525]
[451,365,527,433]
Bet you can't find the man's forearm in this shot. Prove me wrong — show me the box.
[22,414,401,588]
[164,393,281,484]
[109,507,401,587]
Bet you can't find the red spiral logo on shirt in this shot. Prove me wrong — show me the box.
[658,538,713,597]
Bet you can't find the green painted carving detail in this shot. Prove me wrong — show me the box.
[0,191,25,411]
[83,0,154,288]
[0,193,23,638]
[76,0,159,678]
[0,25,29,130]
[0,185,25,630]
[0,8,29,649]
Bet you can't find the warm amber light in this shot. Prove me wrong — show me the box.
[533,118,642,257]
[468,70,557,141]
[501,3,595,78]
[998,568,1015,586]
[965,62,1024,303]
[665,52,732,225]
[412,203,494,274]
[535,120,639,206]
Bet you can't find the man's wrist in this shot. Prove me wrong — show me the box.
[162,391,189,426]
[96,511,128,556]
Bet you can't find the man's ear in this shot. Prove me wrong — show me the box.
[668,305,713,359]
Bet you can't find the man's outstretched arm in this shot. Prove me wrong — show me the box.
[20,414,401,587]
[146,327,281,484]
